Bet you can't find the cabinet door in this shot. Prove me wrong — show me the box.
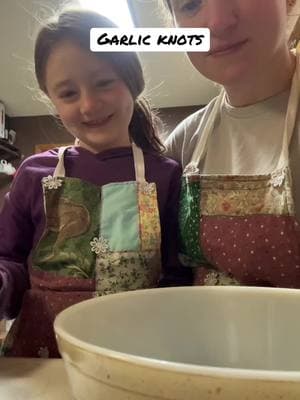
[35,143,72,154]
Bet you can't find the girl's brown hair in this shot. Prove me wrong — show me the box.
[34,8,164,153]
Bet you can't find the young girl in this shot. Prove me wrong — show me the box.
[0,9,191,358]
[164,0,300,287]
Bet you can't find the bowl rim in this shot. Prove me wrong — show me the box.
[54,286,300,382]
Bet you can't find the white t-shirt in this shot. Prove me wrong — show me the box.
[165,89,300,218]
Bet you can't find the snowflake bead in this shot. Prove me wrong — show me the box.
[90,236,110,254]
[204,271,239,286]
[184,163,199,175]
[38,346,49,358]
[42,175,63,190]
[271,168,286,188]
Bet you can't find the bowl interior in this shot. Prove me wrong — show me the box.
[55,287,300,371]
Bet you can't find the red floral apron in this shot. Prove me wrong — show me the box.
[179,53,300,288]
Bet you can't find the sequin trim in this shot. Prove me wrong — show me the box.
[90,236,110,254]
[42,175,63,190]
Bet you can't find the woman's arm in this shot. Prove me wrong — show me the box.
[159,161,193,287]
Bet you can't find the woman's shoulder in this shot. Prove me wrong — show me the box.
[169,97,218,141]
[164,96,219,164]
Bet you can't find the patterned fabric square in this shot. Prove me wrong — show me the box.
[179,177,210,265]
[199,169,294,216]
[33,177,100,278]
[138,182,161,251]
[95,250,161,295]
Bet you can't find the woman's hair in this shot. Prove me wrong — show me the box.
[34,8,164,153]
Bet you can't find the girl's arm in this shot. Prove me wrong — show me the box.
[0,162,37,319]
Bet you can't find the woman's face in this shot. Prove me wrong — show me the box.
[169,0,290,86]
[45,40,133,153]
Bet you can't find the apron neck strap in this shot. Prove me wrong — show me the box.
[188,92,224,168]
[277,49,300,170]
[132,141,146,183]
[53,146,68,177]
[53,143,146,182]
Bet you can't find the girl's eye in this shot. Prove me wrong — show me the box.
[59,90,77,99]
[95,79,116,88]
[178,0,203,16]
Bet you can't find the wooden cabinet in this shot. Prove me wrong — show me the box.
[35,143,72,154]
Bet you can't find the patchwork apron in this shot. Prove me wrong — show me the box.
[179,57,300,288]
[3,143,161,357]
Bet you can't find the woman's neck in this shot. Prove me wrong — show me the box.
[224,50,296,107]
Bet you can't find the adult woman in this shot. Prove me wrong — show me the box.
[164,0,300,287]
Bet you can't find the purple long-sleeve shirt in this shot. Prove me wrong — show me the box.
[0,146,192,319]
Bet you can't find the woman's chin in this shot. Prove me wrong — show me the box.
[190,56,251,88]
[213,64,250,84]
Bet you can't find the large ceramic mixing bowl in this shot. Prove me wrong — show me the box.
[54,286,300,399]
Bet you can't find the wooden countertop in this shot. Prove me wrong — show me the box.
[0,358,73,399]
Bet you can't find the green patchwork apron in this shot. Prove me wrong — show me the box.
[3,143,161,357]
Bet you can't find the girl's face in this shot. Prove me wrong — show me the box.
[45,40,133,153]
[169,0,290,86]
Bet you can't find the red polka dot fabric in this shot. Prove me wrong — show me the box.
[198,215,300,287]
[4,271,94,358]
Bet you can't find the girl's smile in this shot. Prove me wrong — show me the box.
[45,40,133,153]
[81,114,114,129]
